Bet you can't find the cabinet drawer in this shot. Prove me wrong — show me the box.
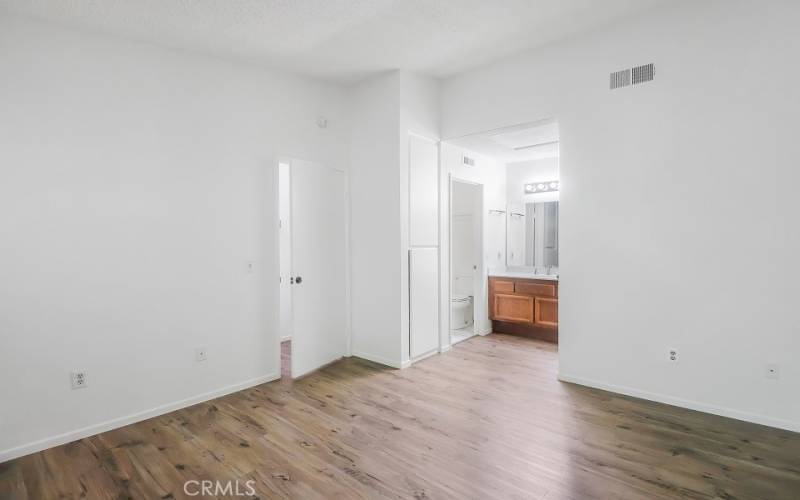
[514,282,556,297]
[493,294,534,324]
[492,280,515,293]
[534,297,558,328]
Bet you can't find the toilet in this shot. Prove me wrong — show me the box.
[450,293,474,329]
[450,275,474,330]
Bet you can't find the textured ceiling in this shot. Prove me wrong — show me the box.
[0,0,669,84]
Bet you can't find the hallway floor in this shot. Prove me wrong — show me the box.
[1,334,799,499]
[449,326,474,345]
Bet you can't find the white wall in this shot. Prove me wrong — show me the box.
[347,72,402,368]
[398,72,440,364]
[0,14,349,460]
[347,70,440,368]
[506,158,560,205]
[441,0,800,431]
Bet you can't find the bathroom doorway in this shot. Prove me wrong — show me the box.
[440,119,560,350]
[449,178,483,345]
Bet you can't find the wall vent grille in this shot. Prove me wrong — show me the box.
[610,69,631,90]
[632,63,655,85]
[462,155,475,167]
[610,63,655,90]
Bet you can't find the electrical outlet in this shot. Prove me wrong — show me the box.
[667,348,679,363]
[765,363,780,380]
[195,347,207,362]
[71,371,88,389]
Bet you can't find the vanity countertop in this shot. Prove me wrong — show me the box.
[488,267,559,281]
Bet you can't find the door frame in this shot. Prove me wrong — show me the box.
[443,175,486,350]
[272,156,351,379]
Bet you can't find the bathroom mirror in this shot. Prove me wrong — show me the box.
[506,201,559,268]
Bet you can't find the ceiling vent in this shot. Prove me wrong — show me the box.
[610,63,655,90]
[462,155,475,167]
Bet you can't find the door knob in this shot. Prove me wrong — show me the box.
[295,276,303,284]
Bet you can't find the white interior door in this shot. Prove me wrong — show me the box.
[290,159,347,378]
[278,163,293,340]
[472,184,486,333]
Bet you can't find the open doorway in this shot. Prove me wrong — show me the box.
[440,118,560,349]
[449,179,482,345]
[277,158,348,380]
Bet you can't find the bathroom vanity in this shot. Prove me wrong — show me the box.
[488,271,558,343]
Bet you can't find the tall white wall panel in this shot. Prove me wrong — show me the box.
[409,135,439,247]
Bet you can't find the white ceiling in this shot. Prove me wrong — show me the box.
[0,0,668,84]
[449,120,559,163]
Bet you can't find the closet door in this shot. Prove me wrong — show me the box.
[410,247,439,358]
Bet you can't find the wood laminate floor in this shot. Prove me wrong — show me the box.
[1,334,799,499]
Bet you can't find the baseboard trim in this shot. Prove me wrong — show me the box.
[558,372,800,433]
[409,349,439,366]
[351,351,402,369]
[0,372,280,463]
[439,344,452,353]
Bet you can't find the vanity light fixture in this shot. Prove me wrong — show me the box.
[525,180,559,194]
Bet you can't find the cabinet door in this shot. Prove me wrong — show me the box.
[493,294,534,324]
[534,297,558,328]
[409,135,438,246]
[410,248,439,358]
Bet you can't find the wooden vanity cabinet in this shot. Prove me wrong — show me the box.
[489,277,558,343]
[492,293,534,324]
